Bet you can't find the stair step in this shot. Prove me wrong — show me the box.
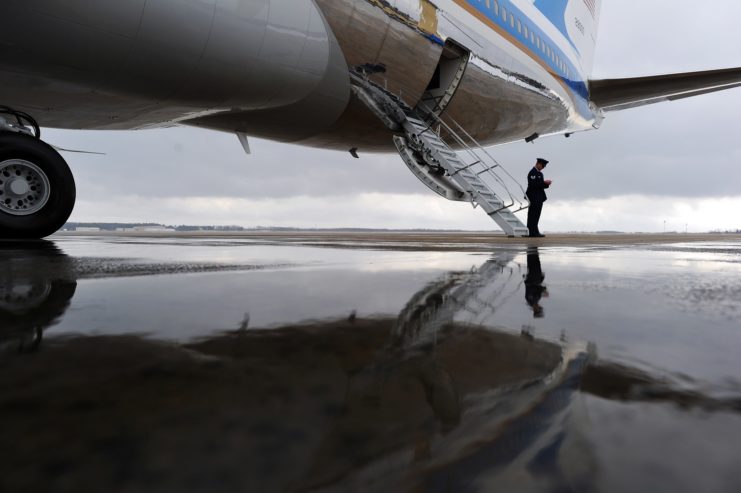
[399,115,527,236]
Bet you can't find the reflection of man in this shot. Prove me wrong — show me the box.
[525,158,552,238]
[524,247,548,318]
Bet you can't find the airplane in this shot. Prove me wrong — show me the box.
[1,0,740,239]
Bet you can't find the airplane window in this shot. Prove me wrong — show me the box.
[524,25,528,38]
[531,32,536,44]
[493,1,498,15]
[517,20,522,33]
[510,14,515,28]
[501,7,507,21]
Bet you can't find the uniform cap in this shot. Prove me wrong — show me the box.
[536,158,549,166]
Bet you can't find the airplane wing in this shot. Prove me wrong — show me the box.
[589,67,741,112]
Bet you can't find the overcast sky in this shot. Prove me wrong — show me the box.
[48,0,741,232]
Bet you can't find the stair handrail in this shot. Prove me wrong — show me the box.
[412,110,517,210]
[416,103,529,210]
[440,113,529,209]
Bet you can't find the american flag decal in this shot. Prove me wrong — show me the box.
[583,0,596,18]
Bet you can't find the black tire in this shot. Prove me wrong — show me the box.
[0,132,76,239]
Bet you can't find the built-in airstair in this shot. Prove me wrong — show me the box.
[395,113,530,237]
[351,69,531,237]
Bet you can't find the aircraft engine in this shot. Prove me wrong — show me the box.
[0,0,351,134]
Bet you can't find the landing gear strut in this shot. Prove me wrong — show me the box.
[0,107,75,239]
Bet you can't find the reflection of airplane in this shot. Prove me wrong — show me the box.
[0,241,77,352]
[1,2,740,236]
[1,250,738,491]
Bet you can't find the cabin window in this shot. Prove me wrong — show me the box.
[501,7,507,21]
[493,1,498,15]
[531,32,536,44]
[523,25,528,38]
[510,14,515,28]
[517,20,522,34]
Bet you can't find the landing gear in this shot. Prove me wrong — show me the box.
[0,109,76,239]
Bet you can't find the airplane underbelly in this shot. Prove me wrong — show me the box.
[0,0,350,132]
[293,0,569,151]
[0,0,570,149]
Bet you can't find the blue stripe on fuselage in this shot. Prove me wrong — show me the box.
[462,0,593,120]
[533,0,580,56]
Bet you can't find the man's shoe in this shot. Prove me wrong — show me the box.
[528,234,546,238]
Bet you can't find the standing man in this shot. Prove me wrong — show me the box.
[525,158,552,238]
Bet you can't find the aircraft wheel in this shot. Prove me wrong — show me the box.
[0,132,76,239]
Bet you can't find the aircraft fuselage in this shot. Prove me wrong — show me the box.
[0,0,600,151]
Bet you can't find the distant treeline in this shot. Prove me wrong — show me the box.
[63,222,246,232]
[62,223,477,233]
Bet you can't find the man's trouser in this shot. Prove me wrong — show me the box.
[527,201,543,235]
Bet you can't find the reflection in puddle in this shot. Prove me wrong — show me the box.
[0,241,76,353]
[524,247,548,319]
[1,239,741,492]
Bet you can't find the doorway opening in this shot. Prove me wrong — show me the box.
[415,40,470,119]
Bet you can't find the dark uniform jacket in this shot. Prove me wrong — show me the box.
[526,167,549,203]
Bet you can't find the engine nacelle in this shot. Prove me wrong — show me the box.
[0,0,351,135]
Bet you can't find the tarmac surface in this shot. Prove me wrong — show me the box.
[55,230,739,250]
[2,232,741,492]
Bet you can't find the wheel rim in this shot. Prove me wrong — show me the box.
[0,159,51,216]
[0,280,52,312]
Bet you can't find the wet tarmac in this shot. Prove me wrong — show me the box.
[1,233,741,492]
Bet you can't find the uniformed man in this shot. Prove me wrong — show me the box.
[525,158,552,238]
